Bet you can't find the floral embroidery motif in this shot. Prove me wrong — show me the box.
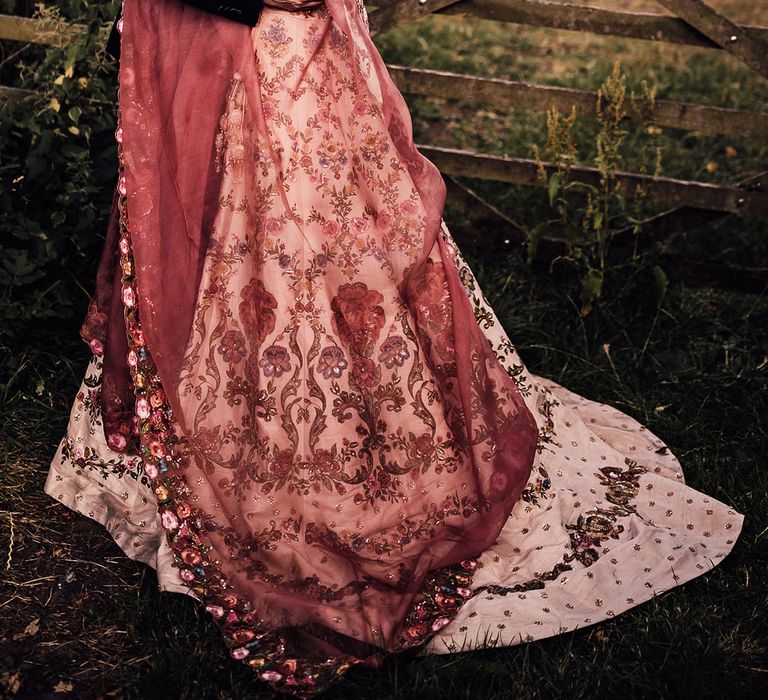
[218,330,247,365]
[259,343,292,378]
[473,459,649,598]
[317,345,348,379]
[239,278,278,345]
[564,460,648,566]
[378,335,410,368]
[58,358,143,482]
[330,281,386,359]
[261,16,294,58]
[520,465,553,507]
[60,436,142,483]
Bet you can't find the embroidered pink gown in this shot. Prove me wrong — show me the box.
[44,1,743,696]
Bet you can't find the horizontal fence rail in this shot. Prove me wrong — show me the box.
[370,0,768,50]
[420,145,768,217]
[387,65,768,140]
[1,2,766,292]
[0,12,92,45]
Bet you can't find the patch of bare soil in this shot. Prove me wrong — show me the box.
[1,454,150,700]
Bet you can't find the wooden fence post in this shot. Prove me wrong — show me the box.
[656,0,768,77]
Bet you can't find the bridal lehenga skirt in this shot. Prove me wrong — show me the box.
[45,5,743,695]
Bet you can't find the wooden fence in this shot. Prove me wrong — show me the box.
[1,0,767,291]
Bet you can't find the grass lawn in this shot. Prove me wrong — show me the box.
[1,2,767,698]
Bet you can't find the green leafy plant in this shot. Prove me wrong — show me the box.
[530,62,664,316]
[0,2,118,338]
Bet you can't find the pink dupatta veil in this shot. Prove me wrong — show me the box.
[109,0,538,693]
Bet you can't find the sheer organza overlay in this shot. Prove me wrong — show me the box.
[98,0,540,689]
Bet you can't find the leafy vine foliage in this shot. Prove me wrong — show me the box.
[1,2,119,338]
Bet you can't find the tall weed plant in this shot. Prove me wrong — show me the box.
[531,63,666,316]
